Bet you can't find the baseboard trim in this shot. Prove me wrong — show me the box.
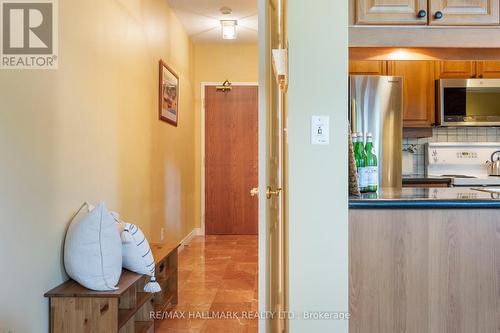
[178,228,202,252]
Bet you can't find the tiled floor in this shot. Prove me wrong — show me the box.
[156,235,258,333]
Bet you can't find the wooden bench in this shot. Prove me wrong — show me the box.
[44,243,179,333]
[150,243,180,313]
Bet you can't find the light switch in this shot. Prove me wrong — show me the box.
[311,116,330,145]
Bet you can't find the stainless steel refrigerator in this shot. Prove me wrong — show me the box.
[349,75,403,189]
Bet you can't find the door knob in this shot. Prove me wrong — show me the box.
[266,186,282,199]
[434,11,443,19]
[250,187,259,197]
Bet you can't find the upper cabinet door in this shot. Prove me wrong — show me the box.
[388,61,436,128]
[436,61,476,78]
[349,60,387,75]
[429,0,500,25]
[476,61,500,78]
[356,0,428,25]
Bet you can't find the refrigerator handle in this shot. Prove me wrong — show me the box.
[350,98,356,133]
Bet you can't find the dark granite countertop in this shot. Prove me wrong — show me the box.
[349,187,500,209]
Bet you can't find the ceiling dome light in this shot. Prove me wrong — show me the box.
[221,20,237,40]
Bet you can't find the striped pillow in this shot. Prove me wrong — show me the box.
[121,223,161,293]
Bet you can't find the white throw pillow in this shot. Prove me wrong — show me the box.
[64,202,122,291]
[122,223,161,293]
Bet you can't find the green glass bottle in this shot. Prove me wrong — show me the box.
[354,132,367,192]
[352,132,359,162]
[364,133,378,193]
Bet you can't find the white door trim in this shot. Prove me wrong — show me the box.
[200,82,259,236]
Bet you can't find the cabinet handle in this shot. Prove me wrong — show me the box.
[417,10,427,18]
[434,11,444,19]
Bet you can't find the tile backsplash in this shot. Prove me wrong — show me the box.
[402,127,500,175]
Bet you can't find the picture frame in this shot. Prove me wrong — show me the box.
[159,60,179,126]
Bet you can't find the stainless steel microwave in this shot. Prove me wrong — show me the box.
[439,79,500,127]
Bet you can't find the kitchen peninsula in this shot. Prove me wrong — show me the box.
[349,187,500,333]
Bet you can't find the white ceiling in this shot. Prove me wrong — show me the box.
[167,0,258,43]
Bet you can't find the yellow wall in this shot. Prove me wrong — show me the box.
[0,0,196,331]
[192,43,259,228]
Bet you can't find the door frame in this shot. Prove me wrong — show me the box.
[200,82,259,236]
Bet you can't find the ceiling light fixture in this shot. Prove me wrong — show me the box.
[221,20,237,40]
[220,6,232,15]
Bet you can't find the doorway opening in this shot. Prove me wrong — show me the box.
[155,1,277,331]
[156,82,261,333]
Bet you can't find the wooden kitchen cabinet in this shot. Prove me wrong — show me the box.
[349,60,387,75]
[429,0,499,26]
[354,0,499,26]
[436,60,500,78]
[355,0,428,25]
[350,209,500,333]
[476,60,500,78]
[436,60,476,78]
[388,61,436,128]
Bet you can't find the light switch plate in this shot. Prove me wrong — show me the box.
[311,116,330,145]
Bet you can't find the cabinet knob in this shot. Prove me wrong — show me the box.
[417,10,427,18]
[434,11,444,19]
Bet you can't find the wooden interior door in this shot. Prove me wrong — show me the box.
[268,0,287,332]
[205,85,258,235]
[356,0,428,25]
[388,61,436,128]
[429,0,499,25]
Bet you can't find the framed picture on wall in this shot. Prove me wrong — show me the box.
[159,60,179,126]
